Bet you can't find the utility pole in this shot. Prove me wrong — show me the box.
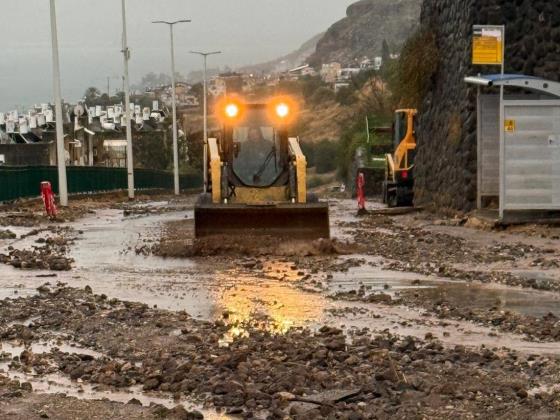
[153,20,191,196]
[190,50,221,193]
[107,76,110,97]
[121,0,134,199]
[49,0,68,206]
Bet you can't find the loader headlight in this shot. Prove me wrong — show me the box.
[268,96,298,124]
[275,103,290,118]
[225,103,240,118]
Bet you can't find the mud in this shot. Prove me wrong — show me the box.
[152,220,354,258]
[0,195,560,418]
[345,211,560,292]
[0,226,75,271]
[1,285,560,419]
[0,191,186,228]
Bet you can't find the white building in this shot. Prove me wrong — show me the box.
[320,62,341,84]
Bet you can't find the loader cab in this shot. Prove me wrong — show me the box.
[394,111,409,150]
[219,100,293,189]
[230,105,285,187]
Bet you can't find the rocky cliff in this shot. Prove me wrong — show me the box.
[414,0,560,211]
[308,0,422,67]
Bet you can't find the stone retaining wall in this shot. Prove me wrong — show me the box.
[415,0,560,211]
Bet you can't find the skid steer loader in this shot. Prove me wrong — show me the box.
[194,97,330,239]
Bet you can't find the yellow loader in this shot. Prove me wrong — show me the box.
[194,97,330,239]
[382,109,417,207]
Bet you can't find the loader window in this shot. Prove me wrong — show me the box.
[394,112,408,148]
[233,125,282,187]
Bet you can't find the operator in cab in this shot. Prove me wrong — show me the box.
[235,126,277,186]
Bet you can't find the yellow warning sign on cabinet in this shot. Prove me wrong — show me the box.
[504,119,516,133]
[473,26,504,65]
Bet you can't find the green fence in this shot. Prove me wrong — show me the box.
[0,166,202,202]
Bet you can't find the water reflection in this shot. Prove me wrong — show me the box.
[214,262,326,340]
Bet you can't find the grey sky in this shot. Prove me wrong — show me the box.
[0,0,355,110]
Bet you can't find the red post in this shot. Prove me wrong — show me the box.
[40,181,58,218]
[357,172,366,212]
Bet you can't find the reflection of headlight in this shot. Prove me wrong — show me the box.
[225,104,239,118]
[276,103,289,118]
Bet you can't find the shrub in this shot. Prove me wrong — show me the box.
[335,86,356,106]
[310,87,335,105]
[388,29,439,109]
[314,140,338,174]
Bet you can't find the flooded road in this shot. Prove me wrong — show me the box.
[2,200,559,353]
[1,197,560,419]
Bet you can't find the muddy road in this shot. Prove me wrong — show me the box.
[0,195,559,419]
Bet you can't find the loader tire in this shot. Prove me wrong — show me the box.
[196,193,212,205]
[306,193,319,203]
[382,181,388,204]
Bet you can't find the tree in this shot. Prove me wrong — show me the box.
[314,140,338,174]
[382,39,391,63]
[84,87,101,104]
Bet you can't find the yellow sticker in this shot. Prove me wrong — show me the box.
[505,119,516,133]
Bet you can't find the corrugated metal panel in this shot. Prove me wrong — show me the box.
[503,101,560,210]
[479,95,500,196]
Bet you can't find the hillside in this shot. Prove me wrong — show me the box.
[308,0,421,67]
[238,33,324,75]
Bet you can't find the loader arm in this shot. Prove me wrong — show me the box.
[393,109,417,170]
[208,137,222,204]
[288,137,307,204]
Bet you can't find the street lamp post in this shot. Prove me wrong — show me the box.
[121,0,134,199]
[49,0,68,206]
[153,20,191,196]
[190,51,221,193]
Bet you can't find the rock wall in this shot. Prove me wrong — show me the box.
[415,0,560,211]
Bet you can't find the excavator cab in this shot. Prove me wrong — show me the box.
[382,109,417,207]
[194,97,330,239]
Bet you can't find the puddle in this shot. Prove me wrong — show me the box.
[0,339,230,419]
[405,282,560,318]
[0,340,104,359]
[328,255,458,294]
[323,300,560,356]
[1,368,229,419]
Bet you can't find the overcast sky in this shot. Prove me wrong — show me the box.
[0,0,355,110]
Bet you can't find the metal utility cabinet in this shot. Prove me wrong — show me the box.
[465,74,560,220]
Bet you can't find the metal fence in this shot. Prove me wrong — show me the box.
[0,166,202,202]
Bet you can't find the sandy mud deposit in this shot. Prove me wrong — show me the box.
[0,196,558,418]
[1,285,560,419]
[151,219,355,258]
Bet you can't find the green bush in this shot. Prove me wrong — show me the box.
[310,87,335,105]
[335,86,356,106]
[388,29,439,109]
[300,141,316,168]
[314,140,338,174]
[301,76,326,101]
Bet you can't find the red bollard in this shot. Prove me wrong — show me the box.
[40,181,58,218]
[357,172,366,214]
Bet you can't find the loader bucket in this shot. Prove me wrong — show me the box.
[194,203,330,240]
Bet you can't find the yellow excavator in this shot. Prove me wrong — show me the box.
[194,96,330,239]
[382,109,417,207]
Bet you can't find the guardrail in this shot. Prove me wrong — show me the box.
[0,166,202,202]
